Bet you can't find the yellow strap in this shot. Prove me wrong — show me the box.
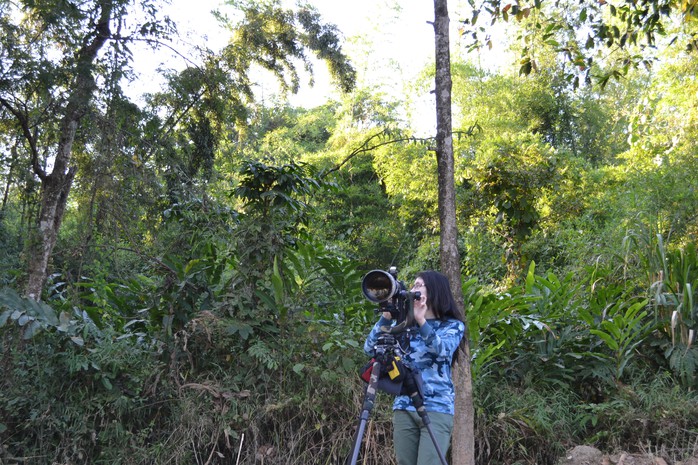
[388,356,401,379]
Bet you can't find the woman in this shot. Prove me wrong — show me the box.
[363,270,465,465]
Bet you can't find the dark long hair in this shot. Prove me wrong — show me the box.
[416,270,466,363]
[416,270,464,323]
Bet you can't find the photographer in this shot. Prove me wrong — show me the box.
[363,270,465,465]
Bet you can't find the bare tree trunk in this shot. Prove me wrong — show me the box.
[432,1,475,464]
[25,148,78,299]
[23,1,113,299]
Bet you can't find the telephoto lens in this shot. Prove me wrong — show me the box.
[361,269,399,303]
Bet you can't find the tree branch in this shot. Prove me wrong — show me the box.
[0,95,45,180]
[322,129,433,177]
[322,127,479,177]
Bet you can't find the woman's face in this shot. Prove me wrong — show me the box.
[411,277,428,304]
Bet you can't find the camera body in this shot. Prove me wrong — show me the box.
[361,266,421,325]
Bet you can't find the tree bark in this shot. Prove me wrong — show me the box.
[24,0,113,299]
[432,1,475,465]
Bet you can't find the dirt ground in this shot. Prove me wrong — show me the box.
[559,446,698,465]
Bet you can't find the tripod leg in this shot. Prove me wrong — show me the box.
[347,361,381,465]
[402,369,449,465]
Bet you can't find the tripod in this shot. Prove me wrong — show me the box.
[346,339,449,465]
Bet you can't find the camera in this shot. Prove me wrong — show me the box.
[361,266,421,325]
[351,268,449,465]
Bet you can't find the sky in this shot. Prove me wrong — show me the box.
[129,0,506,135]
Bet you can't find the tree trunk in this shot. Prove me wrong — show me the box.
[432,1,475,465]
[24,1,113,299]
[1,145,18,213]
[24,147,78,299]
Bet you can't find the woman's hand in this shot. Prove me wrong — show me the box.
[413,294,427,326]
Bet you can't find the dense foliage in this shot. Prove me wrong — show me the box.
[1,0,698,464]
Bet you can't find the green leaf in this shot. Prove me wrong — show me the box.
[600,320,622,340]
[0,309,11,327]
[342,357,356,372]
[590,329,619,350]
[184,259,201,275]
[226,322,254,340]
[0,288,24,310]
[26,299,58,325]
[101,376,113,390]
[519,59,533,75]
[525,261,536,293]
[22,320,42,339]
[254,289,277,310]
[272,257,284,304]
[17,314,31,326]
[58,311,72,332]
[293,363,305,374]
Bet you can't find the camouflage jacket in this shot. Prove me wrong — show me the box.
[363,316,465,415]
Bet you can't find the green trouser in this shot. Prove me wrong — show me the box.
[392,409,453,465]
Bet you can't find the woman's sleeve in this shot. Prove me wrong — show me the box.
[363,316,393,356]
[418,319,465,360]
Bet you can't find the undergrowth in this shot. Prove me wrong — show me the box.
[472,373,698,465]
[3,315,698,465]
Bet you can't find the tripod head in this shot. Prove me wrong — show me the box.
[373,332,406,359]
